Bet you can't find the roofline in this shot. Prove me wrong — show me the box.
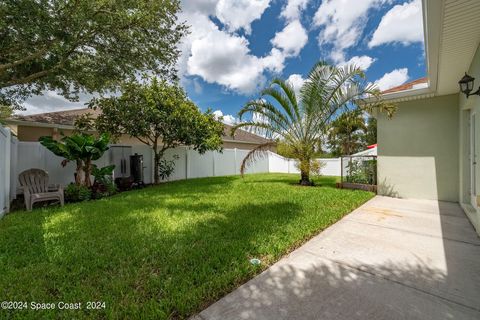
[380,87,435,102]
[16,107,90,117]
[6,119,268,145]
[370,0,442,101]
[422,0,443,95]
[6,119,76,130]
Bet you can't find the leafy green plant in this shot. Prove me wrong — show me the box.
[295,159,326,183]
[346,159,377,185]
[91,165,117,199]
[64,184,92,202]
[92,165,115,185]
[158,155,179,181]
[39,133,111,187]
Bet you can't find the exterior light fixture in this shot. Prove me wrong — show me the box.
[458,72,480,98]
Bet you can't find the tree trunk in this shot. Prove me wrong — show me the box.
[153,151,160,184]
[299,169,312,186]
[299,159,312,186]
[84,158,93,187]
[75,160,83,185]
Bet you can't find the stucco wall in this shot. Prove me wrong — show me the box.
[377,94,459,202]
[459,43,480,233]
[13,125,268,151]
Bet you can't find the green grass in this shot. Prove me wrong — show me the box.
[0,174,374,319]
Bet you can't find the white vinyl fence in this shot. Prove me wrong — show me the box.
[1,141,341,214]
[267,152,341,176]
[0,126,17,216]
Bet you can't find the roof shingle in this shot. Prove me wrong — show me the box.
[381,77,429,94]
[12,108,270,144]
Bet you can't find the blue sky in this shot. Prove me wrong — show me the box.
[23,0,426,119]
[178,0,425,124]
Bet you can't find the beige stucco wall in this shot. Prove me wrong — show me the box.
[377,94,459,202]
[459,43,480,234]
[13,125,268,151]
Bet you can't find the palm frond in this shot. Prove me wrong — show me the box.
[239,142,277,177]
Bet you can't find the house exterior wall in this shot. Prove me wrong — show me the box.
[13,125,268,151]
[459,43,480,234]
[16,126,55,141]
[377,94,459,202]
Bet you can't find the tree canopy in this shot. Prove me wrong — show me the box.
[327,110,367,156]
[0,0,187,110]
[89,79,224,184]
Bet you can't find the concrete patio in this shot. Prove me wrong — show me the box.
[194,196,480,320]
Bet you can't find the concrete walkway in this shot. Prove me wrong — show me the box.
[195,196,480,320]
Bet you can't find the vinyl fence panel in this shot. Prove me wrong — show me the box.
[13,143,342,194]
[9,136,18,201]
[214,149,237,176]
[188,149,214,179]
[0,126,11,216]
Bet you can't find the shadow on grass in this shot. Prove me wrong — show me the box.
[0,195,302,319]
[0,173,373,319]
[240,175,339,188]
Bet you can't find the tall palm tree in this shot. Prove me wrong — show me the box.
[327,110,367,156]
[232,61,394,186]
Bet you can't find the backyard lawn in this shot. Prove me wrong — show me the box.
[0,174,374,319]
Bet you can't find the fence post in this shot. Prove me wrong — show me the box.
[212,151,216,177]
[5,129,10,213]
[234,148,237,174]
[185,147,189,180]
[340,157,343,187]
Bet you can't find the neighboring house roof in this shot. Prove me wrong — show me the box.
[352,146,377,156]
[9,108,271,144]
[381,78,429,94]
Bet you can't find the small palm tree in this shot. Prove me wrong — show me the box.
[232,61,394,186]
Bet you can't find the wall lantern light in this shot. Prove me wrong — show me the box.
[458,72,480,98]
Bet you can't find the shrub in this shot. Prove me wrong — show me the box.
[346,159,377,185]
[65,184,92,202]
[158,155,179,181]
[91,165,117,199]
[295,159,326,178]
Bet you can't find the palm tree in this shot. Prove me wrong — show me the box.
[327,110,367,156]
[232,61,394,186]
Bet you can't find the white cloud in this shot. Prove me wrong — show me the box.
[187,25,271,94]
[286,74,305,97]
[271,20,308,56]
[374,68,409,91]
[313,0,388,62]
[20,91,92,115]
[338,55,376,71]
[261,48,286,73]
[182,0,218,15]
[179,0,302,95]
[213,109,237,125]
[369,0,423,48]
[215,0,271,34]
[281,0,309,21]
